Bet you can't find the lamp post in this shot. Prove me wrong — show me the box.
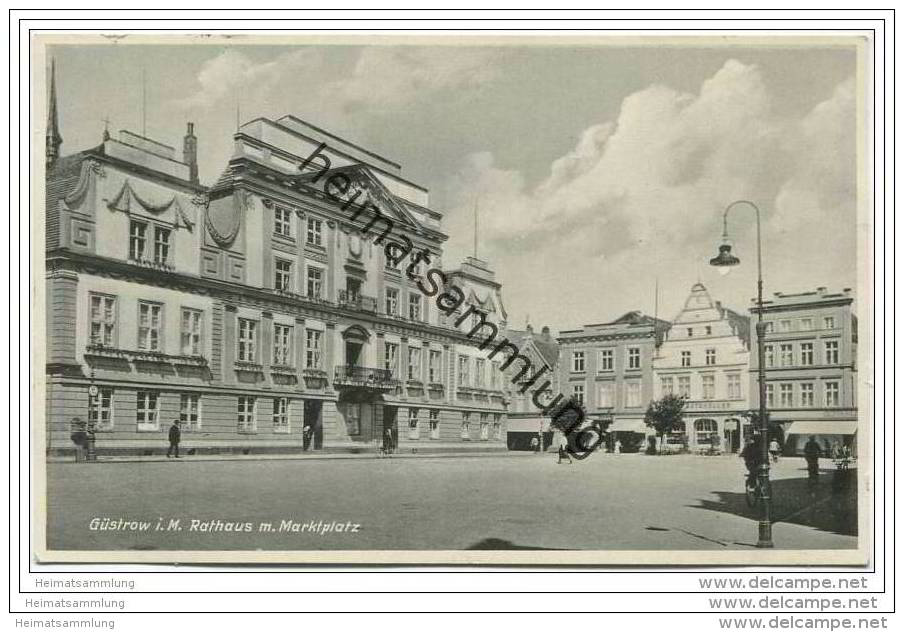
[709,199,774,549]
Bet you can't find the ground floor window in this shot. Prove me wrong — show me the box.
[237,396,256,433]
[273,397,290,433]
[479,413,489,440]
[179,393,201,431]
[666,420,687,446]
[694,418,719,447]
[429,410,440,439]
[88,388,114,431]
[408,408,420,440]
[136,391,159,431]
[461,412,471,440]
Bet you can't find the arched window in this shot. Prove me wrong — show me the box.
[695,418,718,445]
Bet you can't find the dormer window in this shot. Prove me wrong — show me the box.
[154,227,171,264]
[129,220,147,260]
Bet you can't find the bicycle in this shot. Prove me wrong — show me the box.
[744,472,766,508]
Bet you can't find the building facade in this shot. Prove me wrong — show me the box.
[501,324,560,450]
[653,283,751,453]
[749,287,858,455]
[45,81,507,455]
[557,312,669,451]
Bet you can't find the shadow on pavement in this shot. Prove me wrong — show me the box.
[691,468,857,538]
[466,538,565,550]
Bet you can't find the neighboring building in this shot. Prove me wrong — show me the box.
[558,311,669,452]
[502,324,560,450]
[45,70,506,455]
[749,287,858,455]
[653,283,750,453]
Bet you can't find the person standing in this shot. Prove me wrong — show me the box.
[556,433,573,464]
[614,438,622,455]
[769,437,781,463]
[70,417,88,462]
[383,427,394,455]
[302,425,312,451]
[167,420,181,459]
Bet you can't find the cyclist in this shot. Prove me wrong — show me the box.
[740,433,765,488]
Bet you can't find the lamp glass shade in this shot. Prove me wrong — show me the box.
[709,243,740,268]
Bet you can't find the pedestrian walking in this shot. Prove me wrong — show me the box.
[167,420,181,458]
[804,434,822,491]
[769,437,781,463]
[556,433,573,465]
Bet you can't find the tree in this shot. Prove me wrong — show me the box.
[644,394,687,455]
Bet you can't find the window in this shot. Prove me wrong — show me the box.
[385,287,399,316]
[429,409,440,440]
[88,388,114,431]
[408,347,422,381]
[306,217,323,246]
[306,266,323,299]
[659,377,674,396]
[801,318,814,331]
[765,384,775,407]
[475,359,485,388]
[274,206,292,237]
[460,413,471,440]
[701,375,715,400]
[493,414,503,440]
[678,376,691,398]
[824,340,839,364]
[180,308,202,356]
[727,373,741,400]
[272,323,293,366]
[490,361,501,389]
[695,419,718,446]
[765,345,774,368]
[681,350,691,367]
[824,316,836,329]
[573,383,585,406]
[598,349,613,371]
[423,349,440,384]
[625,381,641,408]
[305,329,323,369]
[705,326,712,336]
[129,220,147,260]
[179,393,200,431]
[572,351,585,372]
[136,391,159,431]
[598,382,615,407]
[273,397,290,432]
[237,318,258,363]
[780,343,793,367]
[458,356,470,386]
[479,413,490,440]
[780,319,792,332]
[89,294,117,346]
[408,408,420,440]
[627,347,641,370]
[825,381,840,407]
[385,342,399,377]
[687,327,694,337]
[385,244,402,270]
[800,342,814,366]
[237,396,256,432]
[137,302,162,351]
[800,383,815,407]
[408,294,422,321]
[705,348,716,366]
[153,227,171,264]
[274,258,293,291]
[780,383,793,407]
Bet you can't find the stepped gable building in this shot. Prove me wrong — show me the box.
[749,287,858,455]
[501,323,560,450]
[653,283,750,452]
[558,311,669,451]
[45,74,507,455]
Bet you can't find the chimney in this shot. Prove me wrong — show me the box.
[541,326,551,340]
[183,122,198,184]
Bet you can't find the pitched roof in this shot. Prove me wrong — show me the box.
[45,152,89,249]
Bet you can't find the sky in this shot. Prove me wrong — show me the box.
[46,38,860,331]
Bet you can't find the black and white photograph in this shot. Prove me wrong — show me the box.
[33,33,871,565]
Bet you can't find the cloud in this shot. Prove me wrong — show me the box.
[442,60,857,328]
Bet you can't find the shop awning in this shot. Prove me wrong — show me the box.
[608,419,649,433]
[785,421,858,436]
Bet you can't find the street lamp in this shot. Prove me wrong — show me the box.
[709,199,774,549]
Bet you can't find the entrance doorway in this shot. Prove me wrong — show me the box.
[303,400,323,450]
[383,406,398,452]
